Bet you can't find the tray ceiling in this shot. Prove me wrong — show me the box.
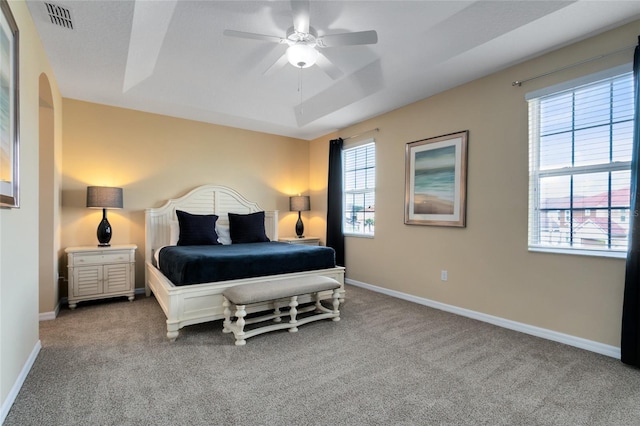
[27,0,640,140]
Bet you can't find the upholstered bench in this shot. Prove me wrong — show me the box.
[222,275,341,346]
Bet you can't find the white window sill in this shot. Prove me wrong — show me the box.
[528,246,626,259]
[344,233,374,239]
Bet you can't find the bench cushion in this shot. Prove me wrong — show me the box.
[223,276,340,305]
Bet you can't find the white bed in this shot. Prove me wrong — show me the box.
[145,184,345,340]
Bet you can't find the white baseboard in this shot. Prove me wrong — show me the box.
[0,340,42,424]
[346,278,621,359]
[39,300,60,321]
[39,311,56,321]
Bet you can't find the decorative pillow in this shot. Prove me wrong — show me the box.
[176,210,220,246]
[216,223,232,245]
[228,211,270,244]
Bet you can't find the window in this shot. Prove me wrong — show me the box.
[343,141,375,236]
[528,65,634,256]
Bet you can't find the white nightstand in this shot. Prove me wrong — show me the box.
[278,236,320,246]
[65,244,137,309]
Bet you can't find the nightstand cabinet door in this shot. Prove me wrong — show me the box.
[66,245,137,309]
[73,266,104,296]
[103,262,132,294]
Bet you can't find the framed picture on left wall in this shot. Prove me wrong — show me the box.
[0,0,19,208]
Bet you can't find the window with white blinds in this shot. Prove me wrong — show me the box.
[527,67,634,257]
[343,141,375,236]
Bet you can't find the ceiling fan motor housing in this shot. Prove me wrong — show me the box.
[286,26,318,44]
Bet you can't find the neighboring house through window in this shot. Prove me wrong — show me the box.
[527,64,634,257]
[343,140,375,236]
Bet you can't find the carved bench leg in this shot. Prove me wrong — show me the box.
[234,304,247,346]
[332,288,341,322]
[222,297,232,333]
[288,296,298,333]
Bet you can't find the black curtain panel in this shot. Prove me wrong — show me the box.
[326,138,345,267]
[622,36,640,366]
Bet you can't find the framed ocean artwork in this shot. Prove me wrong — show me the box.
[405,131,468,227]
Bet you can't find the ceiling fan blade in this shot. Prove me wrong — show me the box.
[317,30,378,48]
[263,52,289,76]
[315,53,343,80]
[223,29,286,44]
[291,0,310,34]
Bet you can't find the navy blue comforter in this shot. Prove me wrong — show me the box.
[158,242,336,286]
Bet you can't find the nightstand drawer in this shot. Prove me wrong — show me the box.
[72,252,131,265]
[278,237,320,246]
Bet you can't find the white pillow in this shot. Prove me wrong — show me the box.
[216,223,232,245]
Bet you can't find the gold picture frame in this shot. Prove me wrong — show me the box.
[0,0,19,208]
[405,131,468,227]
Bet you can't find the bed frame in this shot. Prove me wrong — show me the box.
[145,184,345,340]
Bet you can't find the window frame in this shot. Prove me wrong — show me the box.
[527,64,633,259]
[343,140,376,238]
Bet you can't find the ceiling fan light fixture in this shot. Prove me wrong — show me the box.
[286,43,318,68]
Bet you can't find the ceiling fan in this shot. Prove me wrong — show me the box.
[223,0,378,79]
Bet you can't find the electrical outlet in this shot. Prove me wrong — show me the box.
[441,270,448,281]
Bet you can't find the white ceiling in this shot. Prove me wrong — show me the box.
[27,0,640,140]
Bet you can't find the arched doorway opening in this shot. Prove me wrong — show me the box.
[38,73,59,318]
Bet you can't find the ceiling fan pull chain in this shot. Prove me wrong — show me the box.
[298,66,304,115]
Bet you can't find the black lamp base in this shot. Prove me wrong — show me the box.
[295,211,304,238]
[97,209,112,247]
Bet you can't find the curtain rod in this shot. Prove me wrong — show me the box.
[512,43,636,87]
[342,128,379,140]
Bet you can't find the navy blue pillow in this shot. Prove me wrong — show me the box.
[228,211,270,244]
[176,210,220,246]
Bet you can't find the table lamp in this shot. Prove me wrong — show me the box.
[86,186,123,246]
[289,195,310,238]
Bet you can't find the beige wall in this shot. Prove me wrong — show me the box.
[310,20,639,348]
[61,100,310,291]
[1,0,62,415]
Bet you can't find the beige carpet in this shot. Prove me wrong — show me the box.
[4,284,640,425]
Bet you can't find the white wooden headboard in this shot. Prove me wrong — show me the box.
[145,185,278,265]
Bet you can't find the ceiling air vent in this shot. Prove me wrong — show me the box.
[44,2,73,29]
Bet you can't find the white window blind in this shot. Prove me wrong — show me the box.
[343,141,375,236]
[528,68,634,256]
